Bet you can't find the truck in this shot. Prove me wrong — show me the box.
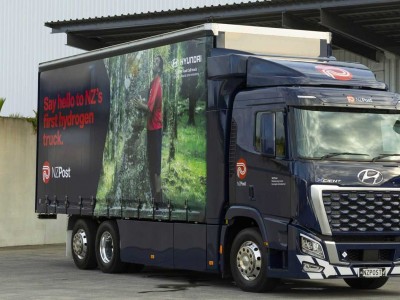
[36,23,400,292]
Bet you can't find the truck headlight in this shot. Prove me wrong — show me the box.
[300,234,325,259]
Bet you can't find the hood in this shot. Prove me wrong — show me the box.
[313,161,400,187]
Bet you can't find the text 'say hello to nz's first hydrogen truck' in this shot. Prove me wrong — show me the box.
[36,23,400,292]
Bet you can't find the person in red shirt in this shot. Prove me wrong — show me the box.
[134,55,164,206]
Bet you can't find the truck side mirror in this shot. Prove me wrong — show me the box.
[260,113,275,156]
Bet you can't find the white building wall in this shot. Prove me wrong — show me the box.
[0,117,68,247]
[0,0,256,117]
[333,49,400,93]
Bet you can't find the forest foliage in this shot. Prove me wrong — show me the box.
[95,38,208,217]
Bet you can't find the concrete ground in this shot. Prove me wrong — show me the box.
[0,244,399,299]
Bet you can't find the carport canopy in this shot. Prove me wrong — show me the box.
[45,0,400,61]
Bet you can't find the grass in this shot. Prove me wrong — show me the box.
[162,113,206,208]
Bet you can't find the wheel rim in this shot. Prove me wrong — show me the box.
[72,229,88,260]
[236,241,262,281]
[99,231,113,264]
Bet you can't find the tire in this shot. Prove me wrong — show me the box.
[344,277,388,289]
[95,221,127,273]
[230,228,279,292]
[71,219,98,269]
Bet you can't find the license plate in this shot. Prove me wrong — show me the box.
[359,268,386,278]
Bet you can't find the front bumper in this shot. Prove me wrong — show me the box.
[286,225,400,279]
[296,254,400,279]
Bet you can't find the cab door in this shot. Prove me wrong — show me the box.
[230,90,291,218]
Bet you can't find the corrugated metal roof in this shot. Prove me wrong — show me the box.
[45,0,400,61]
[45,0,272,27]
[46,0,280,25]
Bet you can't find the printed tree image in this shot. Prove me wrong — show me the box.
[96,51,153,214]
[95,38,208,221]
[180,41,206,126]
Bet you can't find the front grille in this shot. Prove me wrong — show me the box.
[322,190,400,233]
[343,249,394,262]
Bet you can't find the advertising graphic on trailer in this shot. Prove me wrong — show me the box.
[37,37,210,222]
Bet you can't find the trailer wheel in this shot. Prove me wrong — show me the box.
[95,221,127,273]
[230,228,278,292]
[71,219,97,269]
[344,277,388,289]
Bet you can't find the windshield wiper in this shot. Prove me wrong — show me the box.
[320,152,370,159]
[372,153,400,162]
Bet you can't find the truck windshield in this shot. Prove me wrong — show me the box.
[294,108,400,161]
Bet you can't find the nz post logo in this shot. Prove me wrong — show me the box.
[315,65,353,81]
[42,161,51,184]
[236,158,247,180]
[42,161,71,184]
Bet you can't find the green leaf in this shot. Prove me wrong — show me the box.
[0,98,5,112]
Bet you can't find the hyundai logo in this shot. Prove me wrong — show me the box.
[357,169,384,185]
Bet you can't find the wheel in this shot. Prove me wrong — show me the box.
[344,277,388,289]
[71,219,97,269]
[230,228,279,292]
[95,221,127,273]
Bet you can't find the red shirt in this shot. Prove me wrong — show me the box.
[147,76,162,131]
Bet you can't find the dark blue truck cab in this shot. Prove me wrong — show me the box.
[211,54,400,291]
